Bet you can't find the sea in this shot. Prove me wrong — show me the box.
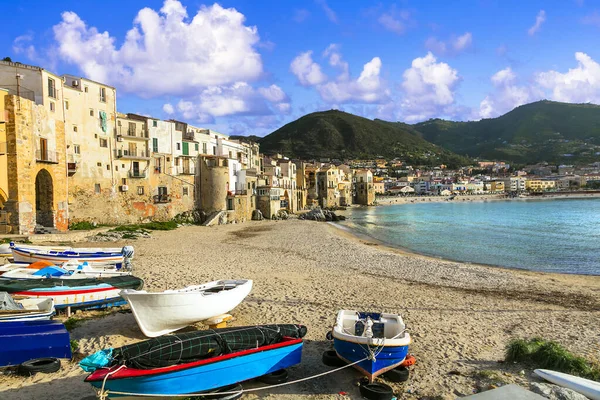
[339,198,600,275]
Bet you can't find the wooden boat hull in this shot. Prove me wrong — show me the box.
[10,244,130,267]
[0,320,72,367]
[120,280,253,337]
[85,337,303,398]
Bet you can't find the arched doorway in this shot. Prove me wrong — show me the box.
[35,169,54,227]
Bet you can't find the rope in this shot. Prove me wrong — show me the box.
[97,356,371,398]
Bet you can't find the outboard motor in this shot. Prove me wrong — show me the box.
[121,246,135,271]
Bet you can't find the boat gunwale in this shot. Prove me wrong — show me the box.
[85,337,303,382]
[120,280,252,297]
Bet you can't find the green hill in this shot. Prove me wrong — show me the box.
[410,100,600,163]
[259,110,470,167]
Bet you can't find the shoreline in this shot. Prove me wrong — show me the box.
[374,191,600,206]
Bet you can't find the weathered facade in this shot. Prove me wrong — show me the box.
[354,169,375,206]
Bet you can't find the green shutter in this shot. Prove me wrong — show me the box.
[182,142,189,155]
[152,138,158,153]
[195,143,199,151]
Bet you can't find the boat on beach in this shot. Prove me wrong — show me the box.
[0,292,55,322]
[10,243,134,268]
[82,324,306,399]
[120,279,253,337]
[0,263,131,280]
[0,243,11,257]
[0,275,144,310]
[0,320,72,367]
[330,310,411,382]
[535,369,600,400]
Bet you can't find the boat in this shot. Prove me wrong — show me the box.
[535,369,600,400]
[0,260,124,276]
[0,263,131,280]
[330,310,411,382]
[0,292,55,322]
[0,275,144,310]
[10,242,135,268]
[0,320,72,367]
[120,279,253,337]
[82,324,306,399]
[0,243,11,257]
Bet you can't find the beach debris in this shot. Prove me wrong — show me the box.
[252,209,264,221]
[530,382,589,400]
[89,230,151,242]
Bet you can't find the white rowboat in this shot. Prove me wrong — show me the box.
[535,369,600,400]
[120,279,253,337]
[10,243,134,267]
[0,295,55,322]
[0,264,131,280]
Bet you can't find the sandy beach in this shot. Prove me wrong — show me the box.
[1,219,599,400]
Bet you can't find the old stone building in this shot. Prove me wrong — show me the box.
[354,169,376,206]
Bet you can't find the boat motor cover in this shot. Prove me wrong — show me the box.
[0,292,22,310]
[111,324,307,369]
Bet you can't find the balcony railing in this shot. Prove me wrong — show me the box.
[115,149,149,159]
[183,131,195,141]
[120,129,149,139]
[128,170,147,178]
[0,142,6,154]
[153,194,171,204]
[232,190,248,196]
[36,150,59,163]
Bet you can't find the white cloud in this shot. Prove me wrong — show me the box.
[290,51,328,86]
[425,32,473,56]
[528,10,546,36]
[323,44,349,80]
[536,52,600,103]
[315,0,338,24]
[12,33,37,61]
[318,57,389,103]
[162,103,175,114]
[400,52,460,121]
[478,67,535,118]
[52,1,263,97]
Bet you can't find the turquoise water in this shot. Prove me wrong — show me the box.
[340,198,600,275]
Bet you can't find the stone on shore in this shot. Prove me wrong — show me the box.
[530,382,589,400]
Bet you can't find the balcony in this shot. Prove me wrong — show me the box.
[119,129,149,140]
[153,194,171,204]
[128,170,147,179]
[115,149,150,160]
[230,190,248,196]
[183,131,195,141]
[245,168,257,177]
[36,150,59,163]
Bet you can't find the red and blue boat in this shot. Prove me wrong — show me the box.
[10,243,134,269]
[83,324,306,399]
[0,320,72,367]
[331,310,411,382]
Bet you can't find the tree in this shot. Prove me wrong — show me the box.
[2,57,12,62]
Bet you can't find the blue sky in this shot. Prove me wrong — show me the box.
[2,0,600,135]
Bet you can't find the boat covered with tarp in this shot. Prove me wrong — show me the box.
[83,324,306,398]
[0,275,143,310]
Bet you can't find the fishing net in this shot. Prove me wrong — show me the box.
[113,324,307,369]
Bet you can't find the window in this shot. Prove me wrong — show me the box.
[227,198,234,210]
[122,164,125,168]
[73,125,78,132]
[90,109,94,117]
[106,165,110,171]
[166,157,170,162]
[138,186,144,195]
[213,146,216,155]
[99,138,108,147]
[95,184,101,194]
[153,120,157,127]
[65,100,69,110]
[73,145,80,154]
[115,166,118,171]
[49,102,55,112]
[182,142,189,156]
[97,162,102,167]
[152,138,158,153]
[183,187,188,196]
[99,87,106,102]
[176,143,181,151]
[202,142,207,154]
[84,86,89,93]
[122,178,127,185]
[229,151,232,158]
[48,78,56,99]
[195,143,199,151]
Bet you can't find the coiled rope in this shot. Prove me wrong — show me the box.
[98,355,371,399]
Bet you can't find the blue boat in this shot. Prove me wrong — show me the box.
[331,310,411,382]
[0,320,72,367]
[83,324,306,399]
[10,243,134,269]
